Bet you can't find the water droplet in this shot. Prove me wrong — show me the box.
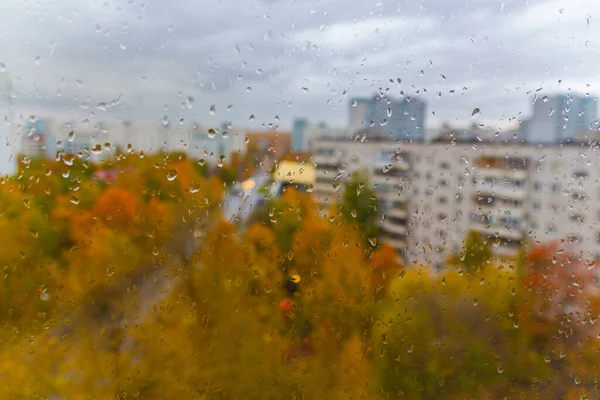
[209,104,216,115]
[351,100,358,107]
[0,63,6,73]
[40,292,50,301]
[166,170,178,181]
[471,108,481,117]
[542,95,548,103]
[256,68,263,75]
[186,96,195,109]
[387,108,392,117]
[90,144,102,155]
[161,115,169,127]
[559,7,564,14]
[291,274,301,283]
[208,128,216,139]
[120,41,127,50]
[497,365,504,374]
[249,114,255,121]
[302,87,309,93]
[69,196,80,205]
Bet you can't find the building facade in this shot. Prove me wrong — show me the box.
[348,94,426,141]
[292,118,308,152]
[525,93,598,144]
[313,137,411,254]
[313,137,600,268]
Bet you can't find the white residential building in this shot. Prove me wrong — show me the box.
[312,136,600,268]
[313,136,411,254]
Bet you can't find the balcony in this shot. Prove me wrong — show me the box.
[475,183,528,200]
[379,220,408,236]
[475,156,530,171]
[388,208,409,220]
[475,167,528,181]
[469,221,524,241]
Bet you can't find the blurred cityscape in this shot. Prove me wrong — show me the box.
[3,68,600,268]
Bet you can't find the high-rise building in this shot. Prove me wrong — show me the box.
[348,94,426,141]
[0,74,15,175]
[292,118,308,152]
[348,98,372,134]
[526,93,598,144]
[21,118,57,159]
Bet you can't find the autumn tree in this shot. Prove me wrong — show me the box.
[446,230,492,275]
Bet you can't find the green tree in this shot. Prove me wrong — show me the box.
[446,230,492,275]
[340,171,379,246]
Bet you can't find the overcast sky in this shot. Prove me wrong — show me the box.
[0,0,598,132]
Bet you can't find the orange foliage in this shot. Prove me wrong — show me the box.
[93,187,140,235]
[369,244,403,291]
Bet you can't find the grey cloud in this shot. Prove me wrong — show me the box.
[0,0,598,133]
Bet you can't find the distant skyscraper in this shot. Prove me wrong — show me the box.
[0,74,15,175]
[22,118,57,159]
[527,93,598,144]
[348,94,426,141]
[292,118,308,151]
[348,97,372,134]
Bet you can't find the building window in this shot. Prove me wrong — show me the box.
[552,183,561,193]
[573,170,588,179]
[534,182,542,191]
[533,201,541,210]
[438,196,448,204]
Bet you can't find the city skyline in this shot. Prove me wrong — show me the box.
[1,0,599,130]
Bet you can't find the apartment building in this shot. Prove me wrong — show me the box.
[313,136,600,267]
[313,134,411,254]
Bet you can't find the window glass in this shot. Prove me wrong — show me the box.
[1,1,599,398]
